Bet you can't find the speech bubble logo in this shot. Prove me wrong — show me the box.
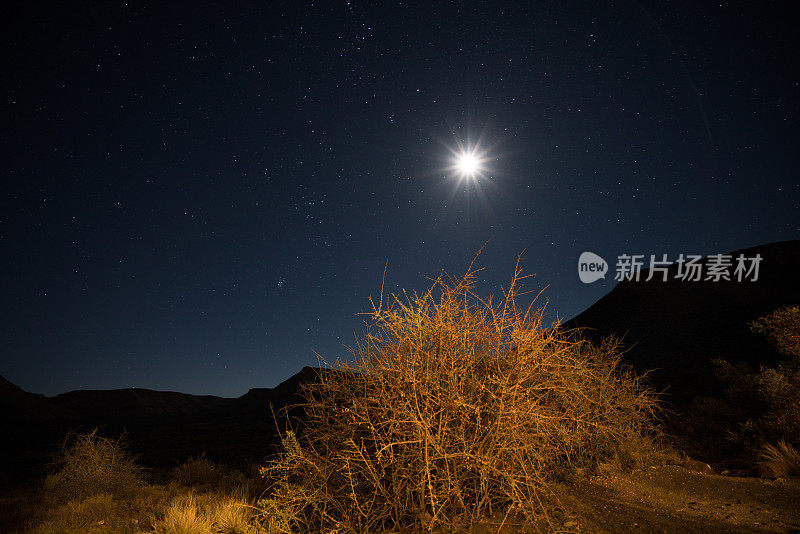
[578,252,608,284]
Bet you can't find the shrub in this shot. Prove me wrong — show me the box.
[170,456,250,495]
[46,428,144,503]
[171,456,221,488]
[747,305,800,445]
[12,428,261,534]
[683,305,800,463]
[260,262,660,531]
[750,305,800,358]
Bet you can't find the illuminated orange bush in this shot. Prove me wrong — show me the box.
[261,261,659,531]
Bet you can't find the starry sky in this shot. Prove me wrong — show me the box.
[2,1,798,397]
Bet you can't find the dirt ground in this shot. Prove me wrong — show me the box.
[552,465,800,533]
[3,462,798,533]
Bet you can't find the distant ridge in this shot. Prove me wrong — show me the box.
[0,367,325,427]
[563,240,800,410]
[0,367,326,485]
[239,366,323,407]
[52,387,232,421]
[0,374,82,424]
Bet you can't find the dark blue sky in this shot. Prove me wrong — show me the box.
[2,1,797,397]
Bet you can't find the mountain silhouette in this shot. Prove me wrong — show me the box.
[0,374,82,424]
[0,367,324,488]
[563,240,800,410]
[51,387,232,421]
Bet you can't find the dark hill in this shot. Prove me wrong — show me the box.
[0,367,326,487]
[563,240,800,410]
[0,376,83,487]
[238,366,323,409]
[0,375,82,424]
[51,387,233,422]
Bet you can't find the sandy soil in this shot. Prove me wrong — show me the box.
[552,465,800,533]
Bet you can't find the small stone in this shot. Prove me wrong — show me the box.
[681,459,714,473]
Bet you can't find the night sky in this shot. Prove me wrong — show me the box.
[2,1,798,397]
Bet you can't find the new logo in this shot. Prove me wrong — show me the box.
[578,252,608,284]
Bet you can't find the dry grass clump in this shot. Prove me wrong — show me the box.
[3,429,264,534]
[45,428,145,503]
[261,261,660,532]
[152,492,256,534]
[24,481,258,534]
[155,494,214,533]
[16,483,173,534]
[758,441,800,477]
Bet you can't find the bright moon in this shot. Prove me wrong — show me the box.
[456,151,480,178]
